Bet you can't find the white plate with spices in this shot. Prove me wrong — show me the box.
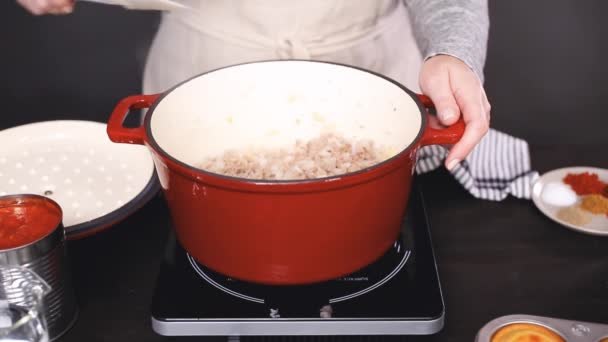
[0,120,159,239]
[532,166,608,236]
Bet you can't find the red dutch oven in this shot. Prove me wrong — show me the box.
[107,60,464,285]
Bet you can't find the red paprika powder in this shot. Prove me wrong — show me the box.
[563,172,606,195]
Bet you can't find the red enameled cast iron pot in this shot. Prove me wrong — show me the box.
[107,60,464,285]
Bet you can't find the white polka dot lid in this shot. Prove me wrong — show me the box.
[0,120,159,239]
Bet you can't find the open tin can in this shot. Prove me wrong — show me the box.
[476,314,608,342]
[0,194,78,341]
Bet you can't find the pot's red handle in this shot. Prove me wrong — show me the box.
[107,94,160,145]
[417,94,465,146]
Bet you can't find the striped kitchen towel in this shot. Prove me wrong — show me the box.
[416,129,539,201]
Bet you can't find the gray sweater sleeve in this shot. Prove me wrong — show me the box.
[403,0,489,82]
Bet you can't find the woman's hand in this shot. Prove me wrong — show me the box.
[419,54,492,170]
[17,0,75,15]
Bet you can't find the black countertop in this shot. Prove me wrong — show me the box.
[54,144,608,342]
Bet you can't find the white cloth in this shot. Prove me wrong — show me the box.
[416,129,539,201]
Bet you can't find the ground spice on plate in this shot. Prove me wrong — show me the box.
[602,185,608,199]
[563,172,606,195]
[556,206,592,226]
[580,194,608,216]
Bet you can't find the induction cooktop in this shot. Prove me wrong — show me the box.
[151,183,444,338]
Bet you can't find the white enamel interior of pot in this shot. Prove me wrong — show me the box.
[149,61,422,168]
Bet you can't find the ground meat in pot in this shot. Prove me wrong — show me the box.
[197,132,386,180]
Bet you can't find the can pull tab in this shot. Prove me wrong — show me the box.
[0,267,51,342]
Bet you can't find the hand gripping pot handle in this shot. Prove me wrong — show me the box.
[416,94,465,146]
[107,94,160,145]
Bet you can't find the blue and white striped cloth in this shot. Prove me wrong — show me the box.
[416,129,539,201]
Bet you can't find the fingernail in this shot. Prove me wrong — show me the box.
[447,159,460,171]
[440,108,455,122]
[61,5,73,14]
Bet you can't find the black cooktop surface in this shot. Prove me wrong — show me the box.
[151,184,444,336]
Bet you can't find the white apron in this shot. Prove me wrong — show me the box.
[143,0,423,95]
